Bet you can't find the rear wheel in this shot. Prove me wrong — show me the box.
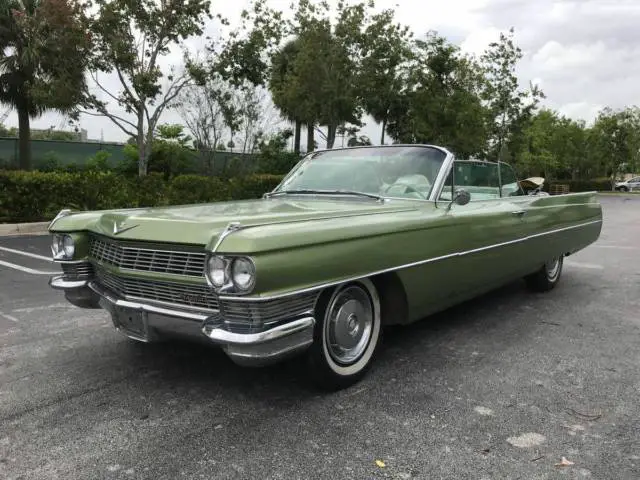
[307,279,382,390]
[525,255,564,292]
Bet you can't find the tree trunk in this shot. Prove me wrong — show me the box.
[294,120,301,154]
[137,110,147,177]
[307,123,315,152]
[380,117,387,145]
[327,124,337,149]
[17,107,31,170]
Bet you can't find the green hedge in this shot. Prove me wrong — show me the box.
[0,171,283,223]
[548,180,612,192]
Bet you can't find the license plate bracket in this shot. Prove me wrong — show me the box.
[112,306,149,342]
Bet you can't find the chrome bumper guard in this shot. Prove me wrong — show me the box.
[49,275,316,366]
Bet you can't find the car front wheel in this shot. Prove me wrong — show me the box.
[307,279,382,390]
[525,255,564,292]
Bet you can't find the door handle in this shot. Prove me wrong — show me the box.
[511,210,527,217]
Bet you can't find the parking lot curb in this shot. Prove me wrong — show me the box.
[0,221,50,237]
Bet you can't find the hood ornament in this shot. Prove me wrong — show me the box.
[113,221,138,235]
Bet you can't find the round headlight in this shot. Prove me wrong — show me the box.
[51,234,63,258]
[62,235,75,258]
[207,255,227,287]
[232,257,255,291]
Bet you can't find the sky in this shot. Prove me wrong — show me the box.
[3,0,640,147]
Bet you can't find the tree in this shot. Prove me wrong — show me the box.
[588,107,640,188]
[82,0,212,176]
[0,0,91,169]
[480,27,544,162]
[517,109,591,180]
[269,39,304,153]
[233,83,279,154]
[149,123,195,178]
[386,33,488,158]
[357,9,413,144]
[177,75,236,172]
[217,0,403,151]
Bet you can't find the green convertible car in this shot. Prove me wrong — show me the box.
[48,145,602,389]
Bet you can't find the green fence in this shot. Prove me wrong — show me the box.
[0,137,129,167]
[0,137,257,174]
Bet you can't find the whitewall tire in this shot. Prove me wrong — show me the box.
[307,279,382,390]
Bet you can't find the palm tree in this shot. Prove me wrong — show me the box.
[0,0,90,169]
[269,39,305,154]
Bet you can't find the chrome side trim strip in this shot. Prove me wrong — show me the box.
[219,218,603,302]
[202,317,315,345]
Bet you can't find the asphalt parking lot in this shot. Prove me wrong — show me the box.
[1,194,639,480]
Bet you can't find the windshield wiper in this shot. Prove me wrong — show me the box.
[265,189,383,201]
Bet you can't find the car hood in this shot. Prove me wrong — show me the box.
[51,197,432,251]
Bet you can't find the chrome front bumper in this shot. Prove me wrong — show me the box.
[49,275,316,366]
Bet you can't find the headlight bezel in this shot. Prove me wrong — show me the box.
[205,254,256,295]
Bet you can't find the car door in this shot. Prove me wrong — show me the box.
[436,160,532,296]
[629,177,640,191]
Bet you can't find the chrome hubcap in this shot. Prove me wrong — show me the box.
[325,286,373,365]
[545,257,561,280]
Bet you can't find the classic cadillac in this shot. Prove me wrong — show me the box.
[48,145,602,389]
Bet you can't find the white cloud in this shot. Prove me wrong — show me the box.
[556,102,603,124]
[532,40,608,71]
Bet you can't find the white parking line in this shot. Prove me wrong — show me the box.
[0,245,52,262]
[565,261,604,270]
[0,311,19,323]
[12,303,70,313]
[591,245,637,250]
[0,259,58,275]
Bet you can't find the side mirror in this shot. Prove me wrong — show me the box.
[445,189,470,211]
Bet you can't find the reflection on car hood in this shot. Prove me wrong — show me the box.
[50,196,425,248]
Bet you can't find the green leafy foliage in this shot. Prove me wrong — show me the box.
[255,129,300,174]
[0,170,284,222]
[548,179,612,193]
[386,33,488,158]
[480,27,545,161]
[0,0,92,169]
[84,0,213,176]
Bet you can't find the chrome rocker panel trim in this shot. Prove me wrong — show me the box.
[49,275,315,366]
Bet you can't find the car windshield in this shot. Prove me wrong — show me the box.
[272,146,447,200]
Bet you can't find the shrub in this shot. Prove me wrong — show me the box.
[36,151,62,172]
[85,150,112,172]
[167,175,230,205]
[549,179,612,192]
[0,171,285,223]
[229,174,284,200]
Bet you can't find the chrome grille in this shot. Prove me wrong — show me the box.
[89,235,206,277]
[95,267,218,311]
[62,262,95,279]
[220,292,318,327]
